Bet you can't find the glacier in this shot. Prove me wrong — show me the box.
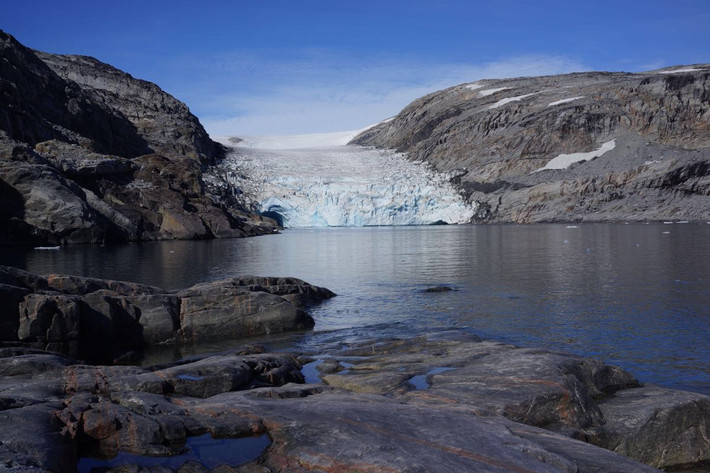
[206,134,475,228]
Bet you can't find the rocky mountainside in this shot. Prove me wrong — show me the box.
[0,30,273,246]
[352,66,710,223]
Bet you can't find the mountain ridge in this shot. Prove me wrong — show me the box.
[352,65,710,223]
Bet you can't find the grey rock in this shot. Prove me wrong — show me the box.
[320,333,710,470]
[423,285,456,292]
[213,387,662,473]
[18,294,82,357]
[0,31,151,158]
[0,160,116,245]
[1,332,700,472]
[0,266,332,363]
[0,30,275,247]
[176,279,317,344]
[35,51,222,165]
[592,385,710,469]
[0,402,76,473]
[0,283,30,340]
[34,140,138,176]
[226,276,337,308]
[353,66,710,223]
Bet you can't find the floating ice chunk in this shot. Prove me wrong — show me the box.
[478,87,511,96]
[534,140,616,172]
[547,96,585,107]
[488,93,536,109]
[658,68,703,74]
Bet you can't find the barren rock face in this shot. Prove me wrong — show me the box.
[35,51,223,166]
[352,66,710,223]
[1,266,333,363]
[0,30,275,246]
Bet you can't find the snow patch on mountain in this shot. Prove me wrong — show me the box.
[489,93,536,109]
[534,140,616,172]
[465,82,484,91]
[206,142,475,228]
[657,67,704,74]
[478,87,510,97]
[548,96,585,107]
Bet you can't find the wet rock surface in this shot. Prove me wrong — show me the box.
[0,266,333,363]
[352,66,710,223]
[2,330,707,472]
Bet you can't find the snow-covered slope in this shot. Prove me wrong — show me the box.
[206,136,475,228]
[214,130,361,150]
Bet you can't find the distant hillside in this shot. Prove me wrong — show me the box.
[352,66,710,223]
[0,30,273,246]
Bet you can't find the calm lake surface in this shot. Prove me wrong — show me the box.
[3,223,709,395]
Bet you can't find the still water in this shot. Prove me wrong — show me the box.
[3,224,709,395]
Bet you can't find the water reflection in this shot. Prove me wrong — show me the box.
[2,224,709,394]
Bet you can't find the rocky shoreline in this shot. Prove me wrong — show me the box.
[1,267,709,472]
[0,266,334,364]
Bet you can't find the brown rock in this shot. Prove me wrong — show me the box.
[176,280,315,344]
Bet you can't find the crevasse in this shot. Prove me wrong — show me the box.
[206,143,475,228]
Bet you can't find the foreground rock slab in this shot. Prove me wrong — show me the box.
[0,345,672,473]
[0,327,707,472]
[0,266,334,363]
[313,333,710,470]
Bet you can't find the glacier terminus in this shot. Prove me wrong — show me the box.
[207,133,476,228]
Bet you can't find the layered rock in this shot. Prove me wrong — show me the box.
[352,66,710,223]
[313,333,710,471]
[0,30,274,246]
[36,51,222,165]
[0,266,334,363]
[2,332,709,472]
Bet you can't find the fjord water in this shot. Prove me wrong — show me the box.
[4,223,709,395]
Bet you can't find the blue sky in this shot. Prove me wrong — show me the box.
[2,1,709,136]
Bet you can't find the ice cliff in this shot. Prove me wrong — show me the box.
[207,136,475,227]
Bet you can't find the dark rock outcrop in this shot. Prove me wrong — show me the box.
[352,66,710,223]
[0,30,274,246]
[0,266,334,363]
[36,51,223,166]
[4,332,709,472]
